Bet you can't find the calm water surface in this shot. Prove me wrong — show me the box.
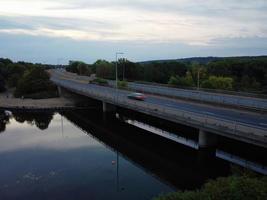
[0,112,173,200]
[0,110,265,200]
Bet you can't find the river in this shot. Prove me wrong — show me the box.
[0,109,266,200]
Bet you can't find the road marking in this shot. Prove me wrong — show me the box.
[259,123,267,126]
[202,111,215,115]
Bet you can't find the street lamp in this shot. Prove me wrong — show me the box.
[115,52,124,88]
[57,58,63,69]
[197,68,200,90]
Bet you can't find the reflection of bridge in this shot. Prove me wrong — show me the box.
[63,110,230,190]
[51,70,267,149]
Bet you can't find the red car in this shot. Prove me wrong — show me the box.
[127,93,146,101]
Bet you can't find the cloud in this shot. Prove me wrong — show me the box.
[0,0,266,46]
[0,0,266,63]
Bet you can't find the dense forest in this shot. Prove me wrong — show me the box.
[1,56,267,96]
[0,58,57,98]
[66,56,267,93]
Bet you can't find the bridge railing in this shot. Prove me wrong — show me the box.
[53,70,267,111]
[52,77,267,144]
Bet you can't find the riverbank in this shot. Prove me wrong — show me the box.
[0,92,75,110]
[154,172,267,200]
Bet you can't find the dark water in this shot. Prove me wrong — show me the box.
[0,109,266,200]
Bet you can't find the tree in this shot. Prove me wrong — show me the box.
[14,67,56,98]
[168,73,194,87]
[201,76,233,90]
[0,74,6,92]
[94,60,115,79]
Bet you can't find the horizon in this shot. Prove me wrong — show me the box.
[1,0,267,64]
[2,55,267,65]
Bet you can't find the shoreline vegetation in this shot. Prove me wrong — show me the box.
[154,167,267,200]
[0,58,58,99]
[0,58,73,110]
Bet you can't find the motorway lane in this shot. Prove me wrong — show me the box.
[146,96,267,128]
[52,76,267,129]
[54,69,267,110]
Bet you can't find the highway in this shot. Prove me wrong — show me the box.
[53,69,267,111]
[51,72,267,130]
[109,81,267,111]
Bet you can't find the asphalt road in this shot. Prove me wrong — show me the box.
[51,75,267,130]
[108,81,267,111]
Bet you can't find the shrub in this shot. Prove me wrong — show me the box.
[14,67,57,98]
[117,80,128,89]
[91,78,108,85]
[201,76,233,90]
[168,74,194,87]
[154,175,267,200]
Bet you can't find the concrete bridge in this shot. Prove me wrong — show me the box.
[50,70,267,149]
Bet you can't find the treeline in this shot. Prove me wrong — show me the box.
[0,58,57,98]
[66,57,267,93]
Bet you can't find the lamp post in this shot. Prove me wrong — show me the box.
[197,68,200,90]
[115,52,124,88]
[57,58,63,69]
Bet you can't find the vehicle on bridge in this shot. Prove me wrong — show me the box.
[127,93,146,101]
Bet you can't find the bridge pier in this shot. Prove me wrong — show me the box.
[198,130,217,148]
[57,86,62,96]
[102,102,116,113]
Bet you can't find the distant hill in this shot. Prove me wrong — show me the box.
[139,56,267,65]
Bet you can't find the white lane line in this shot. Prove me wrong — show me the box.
[202,111,215,115]
[259,123,267,126]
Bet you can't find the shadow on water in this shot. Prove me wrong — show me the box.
[62,109,231,190]
[0,107,266,199]
[116,108,267,176]
[63,107,267,183]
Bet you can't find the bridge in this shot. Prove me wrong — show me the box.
[50,70,267,149]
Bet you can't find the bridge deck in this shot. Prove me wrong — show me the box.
[51,70,267,148]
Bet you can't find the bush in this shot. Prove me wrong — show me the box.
[168,74,194,87]
[201,76,233,90]
[154,175,267,200]
[14,67,57,98]
[23,91,58,99]
[117,80,128,89]
[91,78,108,85]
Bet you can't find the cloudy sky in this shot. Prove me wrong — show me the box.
[0,0,267,64]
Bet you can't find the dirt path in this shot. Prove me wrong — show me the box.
[0,91,75,109]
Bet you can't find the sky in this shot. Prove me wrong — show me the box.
[0,0,267,64]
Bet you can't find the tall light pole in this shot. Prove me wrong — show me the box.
[57,58,63,69]
[115,52,124,88]
[197,68,200,90]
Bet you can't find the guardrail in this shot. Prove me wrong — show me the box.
[119,81,267,111]
[51,77,267,147]
[52,70,267,111]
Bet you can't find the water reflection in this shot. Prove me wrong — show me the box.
[0,111,10,133]
[114,110,267,176]
[216,150,267,175]
[0,109,266,200]
[63,110,231,190]
[117,114,198,149]
[0,111,174,200]
[13,111,54,130]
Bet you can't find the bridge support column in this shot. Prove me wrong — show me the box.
[199,130,217,148]
[57,86,62,97]
[102,101,116,113]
